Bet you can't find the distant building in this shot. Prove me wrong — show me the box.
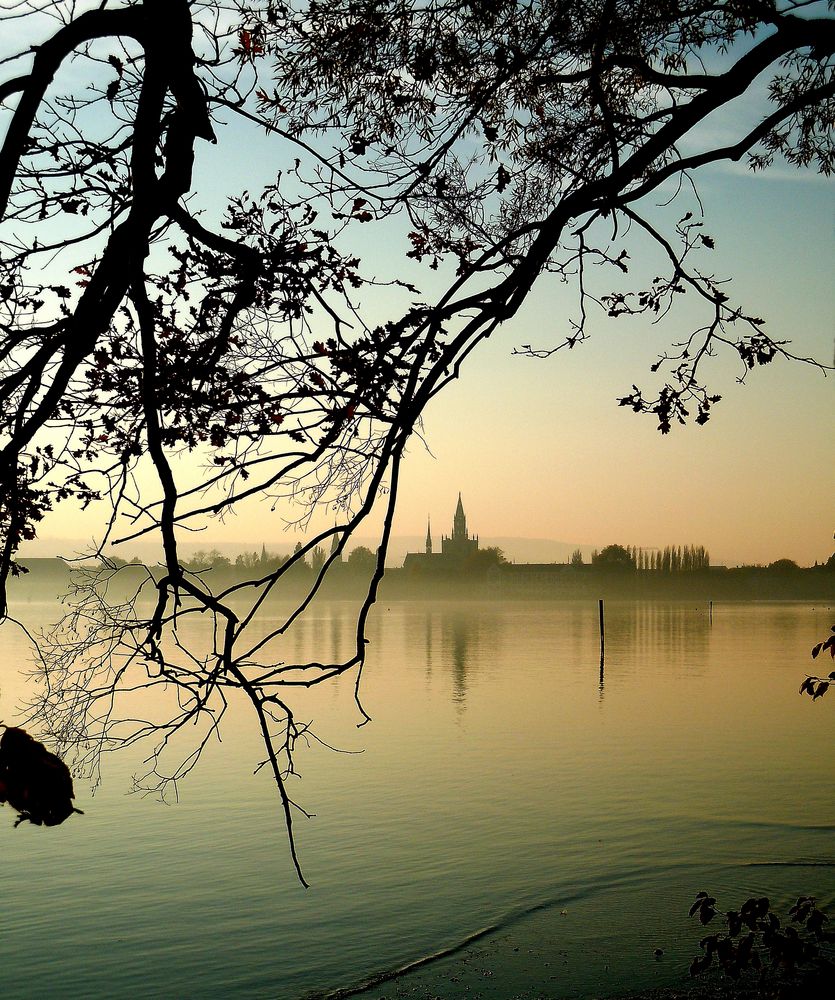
[441,493,479,562]
[404,493,479,571]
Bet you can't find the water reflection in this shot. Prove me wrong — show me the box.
[2,600,832,1000]
[447,612,472,704]
[403,601,715,707]
[599,648,605,699]
[605,602,712,681]
[403,605,503,707]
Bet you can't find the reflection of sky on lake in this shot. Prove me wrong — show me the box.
[1,600,834,999]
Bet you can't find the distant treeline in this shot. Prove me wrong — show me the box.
[6,551,834,604]
[96,542,835,577]
[586,543,710,572]
[109,544,378,574]
[581,544,835,575]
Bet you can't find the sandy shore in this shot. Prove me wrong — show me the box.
[344,929,831,1000]
[323,882,834,1000]
[361,979,821,999]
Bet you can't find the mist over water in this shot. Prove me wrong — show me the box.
[1,599,833,999]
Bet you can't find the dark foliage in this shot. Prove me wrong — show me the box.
[688,892,835,996]
[0,726,83,827]
[592,543,636,569]
[800,625,835,700]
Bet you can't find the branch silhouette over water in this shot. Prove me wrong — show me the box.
[1,1,833,883]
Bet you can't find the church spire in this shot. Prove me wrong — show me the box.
[453,492,467,541]
[425,516,433,555]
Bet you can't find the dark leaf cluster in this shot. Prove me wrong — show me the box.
[0,726,83,828]
[800,626,835,700]
[689,893,834,986]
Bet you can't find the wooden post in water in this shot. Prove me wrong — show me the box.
[598,598,605,669]
[709,600,713,625]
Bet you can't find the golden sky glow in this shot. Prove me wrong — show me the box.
[7,67,832,569]
[393,163,833,567]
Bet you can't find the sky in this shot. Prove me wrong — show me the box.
[3,6,833,569]
[392,162,834,568]
[19,140,832,569]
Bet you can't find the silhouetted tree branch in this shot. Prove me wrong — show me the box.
[1,1,833,882]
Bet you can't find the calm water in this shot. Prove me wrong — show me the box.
[1,600,833,999]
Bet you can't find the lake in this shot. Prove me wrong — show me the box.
[1,599,833,999]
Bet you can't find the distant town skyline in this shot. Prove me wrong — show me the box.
[19,492,830,571]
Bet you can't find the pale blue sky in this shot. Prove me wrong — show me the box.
[2,7,833,566]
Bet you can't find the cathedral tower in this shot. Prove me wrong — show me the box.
[403,494,479,571]
[441,493,479,562]
[453,493,466,541]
